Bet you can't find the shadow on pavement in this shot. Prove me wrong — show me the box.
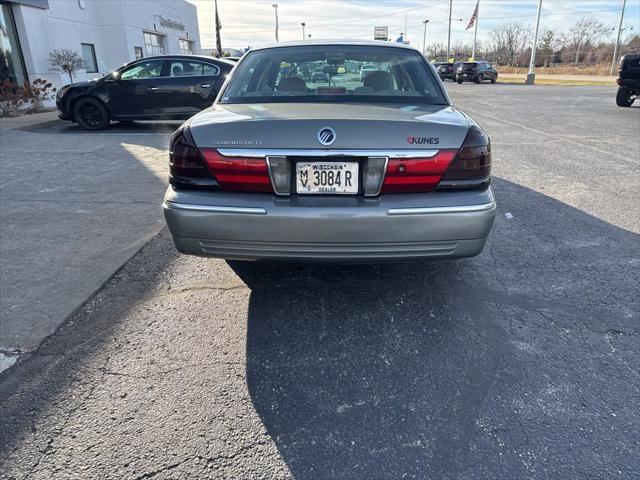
[16,119,182,134]
[239,261,514,478]
[231,177,639,479]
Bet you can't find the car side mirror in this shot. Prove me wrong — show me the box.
[105,72,120,82]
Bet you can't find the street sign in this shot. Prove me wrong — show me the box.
[374,26,388,41]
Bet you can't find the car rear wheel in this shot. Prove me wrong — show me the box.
[74,97,110,130]
[491,74,497,84]
[616,87,634,107]
[475,75,481,84]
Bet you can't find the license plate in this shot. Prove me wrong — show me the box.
[296,162,359,194]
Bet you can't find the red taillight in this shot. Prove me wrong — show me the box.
[200,149,273,193]
[169,127,218,189]
[381,150,457,193]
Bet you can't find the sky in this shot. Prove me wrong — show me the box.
[187,0,639,52]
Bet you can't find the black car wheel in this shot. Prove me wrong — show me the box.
[491,74,497,84]
[74,97,110,130]
[456,78,463,84]
[475,75,481,84]
[616,87,634,107]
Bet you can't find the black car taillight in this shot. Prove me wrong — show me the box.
[169,126,219,189]
[437,126,491,190]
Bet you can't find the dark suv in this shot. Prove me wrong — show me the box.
[616,53,639,107]
[56,55,235,130]
[434,62,456,81]
[456,61,497,84]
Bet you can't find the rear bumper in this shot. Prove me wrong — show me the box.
[617,78,640,90]
[163,187,496,261]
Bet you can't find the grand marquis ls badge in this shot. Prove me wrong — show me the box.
[317,127,336,146]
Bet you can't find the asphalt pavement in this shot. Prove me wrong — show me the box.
[0,85,638,480]
[0,115,177,366]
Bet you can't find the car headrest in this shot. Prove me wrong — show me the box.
[277,76,307,93]
[354,86,374,94]
[172,65,183,76]
[363,71,393,92]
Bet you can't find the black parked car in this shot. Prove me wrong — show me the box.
[311,71,330,83]
[616,53,639,107]
[434,62,456,81]
[56,55,235,130]
[456,61,497,84]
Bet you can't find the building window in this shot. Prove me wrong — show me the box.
[134,47,143,60]
[81,43,98,73]
[179,39,194,55]
[144,32,165,56]
[0,3,27,85]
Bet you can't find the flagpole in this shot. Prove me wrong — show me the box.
[272,4,279,42]
[404,13,408,44]
[472,1,479,60]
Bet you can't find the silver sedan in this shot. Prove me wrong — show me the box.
[164,40,495,261]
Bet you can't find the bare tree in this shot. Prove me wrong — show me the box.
[489,22,530,66]
[561,17,610,64]
[49,49,86,83]
[539,29,557,67]
[489,23,530,66]
[451,40,474,61]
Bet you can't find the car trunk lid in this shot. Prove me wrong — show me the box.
[188,103,469,150]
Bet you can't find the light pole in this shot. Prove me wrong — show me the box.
[301,22,306,40]
[272,4,279,42]
[610,0,627,75]
[422,20,429,55]
[526,0,543,85]
[446,0,452,61]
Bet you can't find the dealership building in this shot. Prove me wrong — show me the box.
[0,0,202,89]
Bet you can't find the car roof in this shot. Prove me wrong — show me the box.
[250,39,421,52]
[129,54,235,65]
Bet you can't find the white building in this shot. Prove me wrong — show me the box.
[0,0,202,89]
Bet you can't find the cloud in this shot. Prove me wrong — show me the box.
[189,0,639,50]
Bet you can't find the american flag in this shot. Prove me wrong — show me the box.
[215,0,223,58]
[466,1,479,31]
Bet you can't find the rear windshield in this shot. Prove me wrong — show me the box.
[219,45,446,105]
